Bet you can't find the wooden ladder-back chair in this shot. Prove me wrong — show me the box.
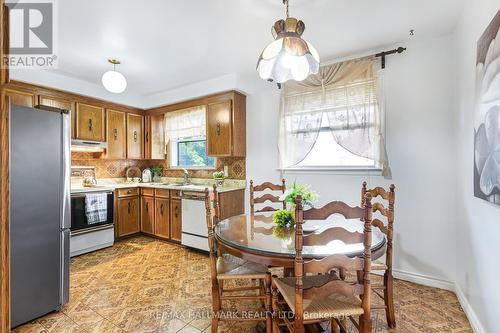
[250,179,286,213]
[271,194,374,333]
[361,181,396,328]
[204,187,272,333]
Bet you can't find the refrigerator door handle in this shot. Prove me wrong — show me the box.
[61,112,71,230]
[60,229,70,307]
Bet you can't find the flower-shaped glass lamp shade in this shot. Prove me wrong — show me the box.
[102,70,127,94]
[257,17,320,83]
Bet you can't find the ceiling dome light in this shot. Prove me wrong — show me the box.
[256,0,320,84]
[101,59,127,94]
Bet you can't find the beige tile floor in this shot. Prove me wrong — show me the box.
[13,236,472,333]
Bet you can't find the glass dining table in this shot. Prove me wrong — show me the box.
[214,211,386,269]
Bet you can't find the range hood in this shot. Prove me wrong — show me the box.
[71,139,107,152]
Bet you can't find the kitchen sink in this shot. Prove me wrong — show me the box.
[154,183,209,190]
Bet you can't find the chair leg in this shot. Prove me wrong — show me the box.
[211,280,221,333]
[339,318,347,333]
[265,273,272,333]
[356,270,363,284]
[359,315,372,333]
[384,271,396,328]
[271,275,280,333]
[339,268,346,280]
[211,320,218,333]
[259,279,266,308]
[331,319,339,333]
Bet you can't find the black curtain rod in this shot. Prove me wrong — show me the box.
[273,46,407,88]
[375,46,407,69]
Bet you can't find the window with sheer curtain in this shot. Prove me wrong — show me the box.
[278,57,391,177]
[164,106,215,168]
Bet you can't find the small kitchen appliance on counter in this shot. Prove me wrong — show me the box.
[142,168,152,183]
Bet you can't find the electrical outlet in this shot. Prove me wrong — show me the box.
[224,165,228,177]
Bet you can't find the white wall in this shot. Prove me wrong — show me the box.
[127,34,460,289]
[454,1,500,332]
[11,69,144,107]
[245,35,458,287]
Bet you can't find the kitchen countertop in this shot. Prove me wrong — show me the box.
[71,182,246,194]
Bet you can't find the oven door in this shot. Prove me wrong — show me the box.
[71,191,114,232]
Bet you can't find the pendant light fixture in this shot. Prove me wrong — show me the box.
[101,59,127,94]
[256,0,320,84]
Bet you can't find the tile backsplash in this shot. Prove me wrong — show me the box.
[71,152,246,180]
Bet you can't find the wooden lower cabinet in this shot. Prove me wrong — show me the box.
[134,188,244,244]
[139,190,182,243]
[154,197,170,239]
[170,198,182,243]
[141,196,155,235]
[117,196,140,237]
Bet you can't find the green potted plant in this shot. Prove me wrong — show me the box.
[213,170,225,187]
[280,182,318,208]
[150,165,163,183]
[272,209,294,229]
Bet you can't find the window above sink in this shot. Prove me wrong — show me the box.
[165,105,216,169]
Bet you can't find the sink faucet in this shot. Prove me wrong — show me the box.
[182,168,190,185]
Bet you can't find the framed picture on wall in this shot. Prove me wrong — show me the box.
[474,9,500,205]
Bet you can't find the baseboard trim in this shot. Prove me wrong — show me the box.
[377,269,485,332]
[377,269,455,291]
[455,283,486,333]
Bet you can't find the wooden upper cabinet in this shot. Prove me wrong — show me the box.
[145,114,165,160]
[4,89,35,107]
[38,95,75,138]
[206,93,246,157]
[106,109,126,159]
[207,100,232,156]
[127,113,144,159]
[75,103,105,142]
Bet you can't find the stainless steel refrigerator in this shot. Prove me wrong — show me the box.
[10,104,70,328]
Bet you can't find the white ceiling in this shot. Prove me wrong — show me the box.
[19,0,465,102]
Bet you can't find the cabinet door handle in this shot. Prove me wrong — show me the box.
[133,131,138,142]
[175,206,179,218]
[127,201,131,214]
[88,119,93,131]
[127,190,132,194]
[113,128,118,140]
[145,132,149,142]
[216,123,221,136]
[145,201,149,211]
[160,203,164,215]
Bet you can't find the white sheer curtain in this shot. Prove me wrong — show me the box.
[164,105,207,145]
[278,57,391,177]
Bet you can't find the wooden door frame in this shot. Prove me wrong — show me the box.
[0,1,9,332]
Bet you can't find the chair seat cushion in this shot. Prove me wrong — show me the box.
[371,259,388,271]
[274,275,364,320]
[216,254,268,279]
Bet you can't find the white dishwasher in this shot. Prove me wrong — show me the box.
[181,191,209,251]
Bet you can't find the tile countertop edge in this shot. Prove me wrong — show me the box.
[70,183,246,194]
